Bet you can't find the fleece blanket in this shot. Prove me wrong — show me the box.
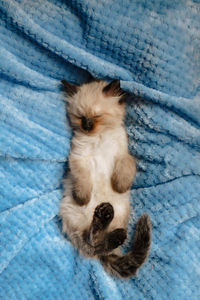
[0,0,200,299]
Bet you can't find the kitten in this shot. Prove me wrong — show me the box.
[59,79,152,278]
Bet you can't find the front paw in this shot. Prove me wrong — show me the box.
[72,181,91,206]
[111,154,136,193]
[111,174,131,193]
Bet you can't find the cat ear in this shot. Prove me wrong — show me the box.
[102,80,122,97]
[86,74,100,84]
[61,80,79,97]
[103,80,129,104]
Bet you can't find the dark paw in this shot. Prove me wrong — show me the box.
[91,203,114,234]
[94,228,127,255]
[94,202,114,226]
[107,228,127,251]
[72,190,90,206]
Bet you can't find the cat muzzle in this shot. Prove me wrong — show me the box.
[81,117,94,131]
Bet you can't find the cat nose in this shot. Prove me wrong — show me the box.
[81,117,94,131]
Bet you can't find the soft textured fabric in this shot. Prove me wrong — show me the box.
[0,0,200,299]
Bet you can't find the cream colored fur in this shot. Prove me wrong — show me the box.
[59,80,136,257]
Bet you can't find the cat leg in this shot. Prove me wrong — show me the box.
[88,202,127,254]
[88,202,114,245]
[111,154,136,193]
[70,156,92,206]
[94,228,127,255]
[81,203,114,256]
[81,228,126,257]
[100,214,152,278]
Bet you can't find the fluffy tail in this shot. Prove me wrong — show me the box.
[100,214,152,278]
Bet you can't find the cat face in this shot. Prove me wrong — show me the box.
[62,80,127,135]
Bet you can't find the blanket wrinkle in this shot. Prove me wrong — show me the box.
[131,174,200,190]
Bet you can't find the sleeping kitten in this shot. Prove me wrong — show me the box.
[59,79,152,278]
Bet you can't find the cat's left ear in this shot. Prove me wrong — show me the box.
[61,80,79,97]
[102,80,128,104]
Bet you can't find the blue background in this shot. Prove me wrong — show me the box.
[0,0,200,299]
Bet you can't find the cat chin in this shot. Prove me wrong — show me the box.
[74,126,103,136]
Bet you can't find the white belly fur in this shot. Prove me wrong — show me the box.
[60,128,130,235]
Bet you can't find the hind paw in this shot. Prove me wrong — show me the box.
[107,228,127,250]
[94,202,114,227]
[94,228,127,255]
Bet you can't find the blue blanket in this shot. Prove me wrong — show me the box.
[0,0,200,299]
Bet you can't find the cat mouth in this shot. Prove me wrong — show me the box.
[71,124,95,134]
[80,127,96,135]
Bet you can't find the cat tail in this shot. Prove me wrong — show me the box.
[99,214,152,278]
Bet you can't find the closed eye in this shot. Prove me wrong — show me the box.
[72,114,102,119]
[72,113,82,119]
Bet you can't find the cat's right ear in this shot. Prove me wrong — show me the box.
[61,80,79,97]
